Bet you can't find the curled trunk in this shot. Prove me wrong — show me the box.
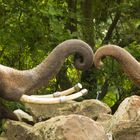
[94,45,140,87]
[0,39,94,101]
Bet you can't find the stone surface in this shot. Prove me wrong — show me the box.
[5,121,33,140]
[113,95,140,122]
[5,114,108,140]
[96,113,112,129]
[108,95,140,130]
[0,137,7,140]
[107,95,140,140]
[4,96,140,140]
[112,120,140,140]
[25,99,111,122]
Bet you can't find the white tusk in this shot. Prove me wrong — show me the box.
[31,92,61,98]
[20,89,88,105]
[65,89,88,101]
[31,83,82,98]
[55,83,82,97]
[13,109,34,122]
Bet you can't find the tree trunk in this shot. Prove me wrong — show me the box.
[80,0,97,99]
[66,0,77,33]
[81,0,95,47]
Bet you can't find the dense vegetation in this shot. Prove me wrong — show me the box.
[0,0,140,122]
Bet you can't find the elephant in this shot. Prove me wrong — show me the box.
[0,39,94,121]
[94,44,140,87]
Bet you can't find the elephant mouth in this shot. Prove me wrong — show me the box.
[20,83,88,104]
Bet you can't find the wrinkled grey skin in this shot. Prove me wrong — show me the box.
[0,39,94,101]
[94,44,140,87]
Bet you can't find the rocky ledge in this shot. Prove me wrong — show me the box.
[1,96,140,140]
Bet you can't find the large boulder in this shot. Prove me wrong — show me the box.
[5,114,108,140]
[0,137,7,140]
[112,120,140,140]
[107,95,140,140]
[25,99,111,122]
[96,113,113,129]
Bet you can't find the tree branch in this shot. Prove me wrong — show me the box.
[102,11,121,44]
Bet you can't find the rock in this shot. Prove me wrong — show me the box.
[25,99,111,122]
[112,120,140,140]
[5,114,108,140]
[0,137,8,140]
[112,95,140,122]
[107,95,140,140]
[109,95,140,129]
[5,121,33,140]
[34,114,108,140]
[4,96,140,140]
[96,113,113,129]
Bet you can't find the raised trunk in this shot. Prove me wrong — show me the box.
[94,45,140,87]
[0,39,93,101]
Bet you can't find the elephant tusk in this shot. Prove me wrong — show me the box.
[31,83,82,98]
[13,109,34,122]
[20,89,88,104]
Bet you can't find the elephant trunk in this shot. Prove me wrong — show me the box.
[25,39,94,93]
[94,45,140,87]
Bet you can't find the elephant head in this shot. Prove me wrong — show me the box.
[0,39,94,102]
[94,44,140,87]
